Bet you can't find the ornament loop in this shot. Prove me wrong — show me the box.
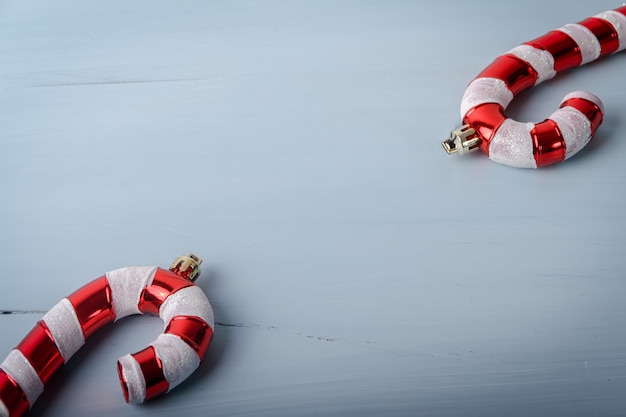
[442,125,480,155]
[169,253,202,282]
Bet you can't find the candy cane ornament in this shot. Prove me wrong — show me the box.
[0,254,214,417]
[442,6,626,168]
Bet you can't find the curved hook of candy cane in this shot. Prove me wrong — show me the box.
[0,254,214,417]
[442,6,626,168]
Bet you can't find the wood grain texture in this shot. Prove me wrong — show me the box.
[1,1,625,416]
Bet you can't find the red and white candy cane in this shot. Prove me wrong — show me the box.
[442,6,626,168]
[0,254,214,417]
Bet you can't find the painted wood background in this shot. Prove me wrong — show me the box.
[1,1,625,416]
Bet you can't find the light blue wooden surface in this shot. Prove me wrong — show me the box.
[1,1,625,416]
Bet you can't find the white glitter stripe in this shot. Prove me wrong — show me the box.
[460,77,514,119]
[550,106,593,159]
[595,10,626,52]
[159,285,214,329]
[558,23,601,64]
[0,350,44,406]
[42,298,85,361]
[152,334,200,391]
[0,399,9,417]
[117,354,146,404]
[488,119,537,168]
[507,44,556,83]
[106,266,157,320]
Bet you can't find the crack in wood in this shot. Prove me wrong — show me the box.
[31,78,206,88]
[0,310,48,315]
[214,321,261,329]
[0,315,339,344]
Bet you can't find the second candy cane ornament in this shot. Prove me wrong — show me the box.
[442,6,626,168]
[0,254,214,417]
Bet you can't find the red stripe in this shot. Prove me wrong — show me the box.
[132,346,169,401]
[116,361,131,404]
[580,17,619,56]
[476,54,538,95]
[67,276,115,338]
[165,316,214,361]
[462,103,507,154]
[138,268,194,315]
[525,30,582,72]
[560,97,604,134]
[617,6,626,17]
[16,321,64,384]
[531,120,566,167]
[0,368,30,417]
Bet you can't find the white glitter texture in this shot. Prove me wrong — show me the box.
[489,118,537,168]
[562,90,605,113]
[595,10,626,52]
[507,45,556,83]
[159,286,215,330]
[0,349,44,406]
[42,298,85,361]
[558,23,601,64]
[549,106,592,159]
[107,266,157,320]
[460,77,514,119]
[152,334,200,390]
[117,354,146,404]
[0,399,9,417]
